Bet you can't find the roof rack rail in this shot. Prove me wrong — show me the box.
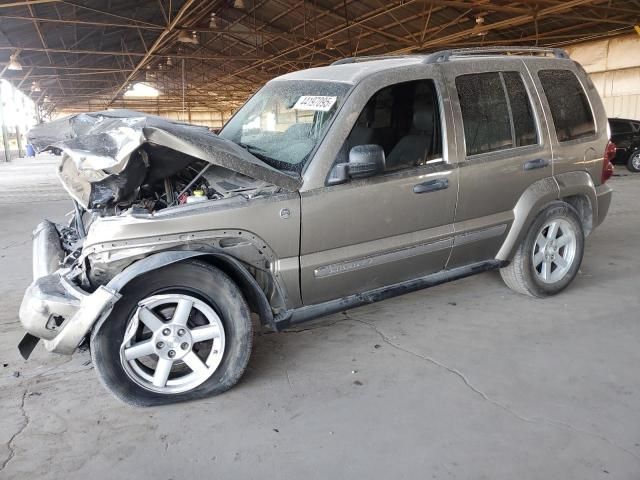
[331,55,412,66]
[331,47,569,67]
[423,46,569,64]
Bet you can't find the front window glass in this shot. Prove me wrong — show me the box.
[219,80,351,172]
[341,79,442,172]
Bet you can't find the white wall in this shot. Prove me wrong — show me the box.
[565,34,640,120]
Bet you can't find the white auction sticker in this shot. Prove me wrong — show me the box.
[293,95,337,112]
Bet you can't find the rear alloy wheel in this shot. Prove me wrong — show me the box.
[531,218,578,285]
[500,202,584,297]
[91,260,252,406]
[627,151,640,173]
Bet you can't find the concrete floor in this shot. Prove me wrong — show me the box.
[1,157,639,479]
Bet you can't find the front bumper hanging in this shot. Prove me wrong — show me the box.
[18,221,120,359]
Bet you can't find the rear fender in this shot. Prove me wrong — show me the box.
[554,171,598,235]
[496,177,559,261]
[497,172,598,261]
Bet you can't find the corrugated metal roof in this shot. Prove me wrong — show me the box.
[0,0,636,116]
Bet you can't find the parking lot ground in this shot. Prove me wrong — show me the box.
[1,157,639,479]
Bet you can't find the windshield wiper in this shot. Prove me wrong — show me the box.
[236,142,299,174]
[238,143,278,164]
[238,142,267,154]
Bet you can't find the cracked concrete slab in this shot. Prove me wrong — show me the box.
[0,159,639,479]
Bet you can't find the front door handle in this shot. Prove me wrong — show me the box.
[413,178,449,194]
[523,158,550,171]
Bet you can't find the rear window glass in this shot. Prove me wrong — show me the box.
[456,73,513,155]
[456,71,538,156]
[538,69,595,142]
[503,72,537,147]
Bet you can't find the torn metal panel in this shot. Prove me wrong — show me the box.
[28,109,302,209]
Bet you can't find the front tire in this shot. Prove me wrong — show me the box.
[500,202,584,297]
[91,260,252,406]
[627,151,640,172]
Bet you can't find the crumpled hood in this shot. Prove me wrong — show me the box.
[28,109,302,192]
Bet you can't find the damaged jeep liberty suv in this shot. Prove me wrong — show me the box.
[19,47,614,406]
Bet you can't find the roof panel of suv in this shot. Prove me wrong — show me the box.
[271,52,572,86]
[272,56,427,85]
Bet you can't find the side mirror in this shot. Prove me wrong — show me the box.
[327,144,385,185]
[348,144,386,179]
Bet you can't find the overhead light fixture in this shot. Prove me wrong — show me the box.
[7,52,22,71]
[166,56,173,67]
[233,0,245,9]
[325,38,337,50]
[209,13,219,29]
[177,30,199,44]
[30,81,41,92]
[177,30,191,43]
[473,16,488,36]
[124,82,160,98]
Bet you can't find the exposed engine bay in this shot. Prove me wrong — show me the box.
[49,157,279,270]
[59,147,278,216]
[28,109,302,216]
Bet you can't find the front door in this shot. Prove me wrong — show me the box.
[299,76,458,305]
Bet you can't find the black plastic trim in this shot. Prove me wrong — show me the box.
[274,260,506,330]
[18,333,40,360]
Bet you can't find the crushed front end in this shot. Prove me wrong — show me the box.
[19,109,300,359]
[18,219,121,359]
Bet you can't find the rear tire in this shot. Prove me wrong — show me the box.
[626,151,640,172]
[500,202,584,297]
[91,260,252,407]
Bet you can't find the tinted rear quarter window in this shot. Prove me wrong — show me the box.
[456,71,537,156]
[538,69,595,142]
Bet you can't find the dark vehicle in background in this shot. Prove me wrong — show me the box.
[609,117,640,172]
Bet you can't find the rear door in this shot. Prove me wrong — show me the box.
[441,59,553,267]
[530,62,608,184]
[299,72,458,305]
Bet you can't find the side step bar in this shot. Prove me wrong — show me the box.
[274,260,506,330]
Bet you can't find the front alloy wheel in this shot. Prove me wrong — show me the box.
[120,294,226,394]
[91,260,253,406]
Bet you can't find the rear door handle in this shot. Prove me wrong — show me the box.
[413,178,449,194]
[523,158,550,171]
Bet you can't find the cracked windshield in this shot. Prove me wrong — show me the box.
[219,80,351,173]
